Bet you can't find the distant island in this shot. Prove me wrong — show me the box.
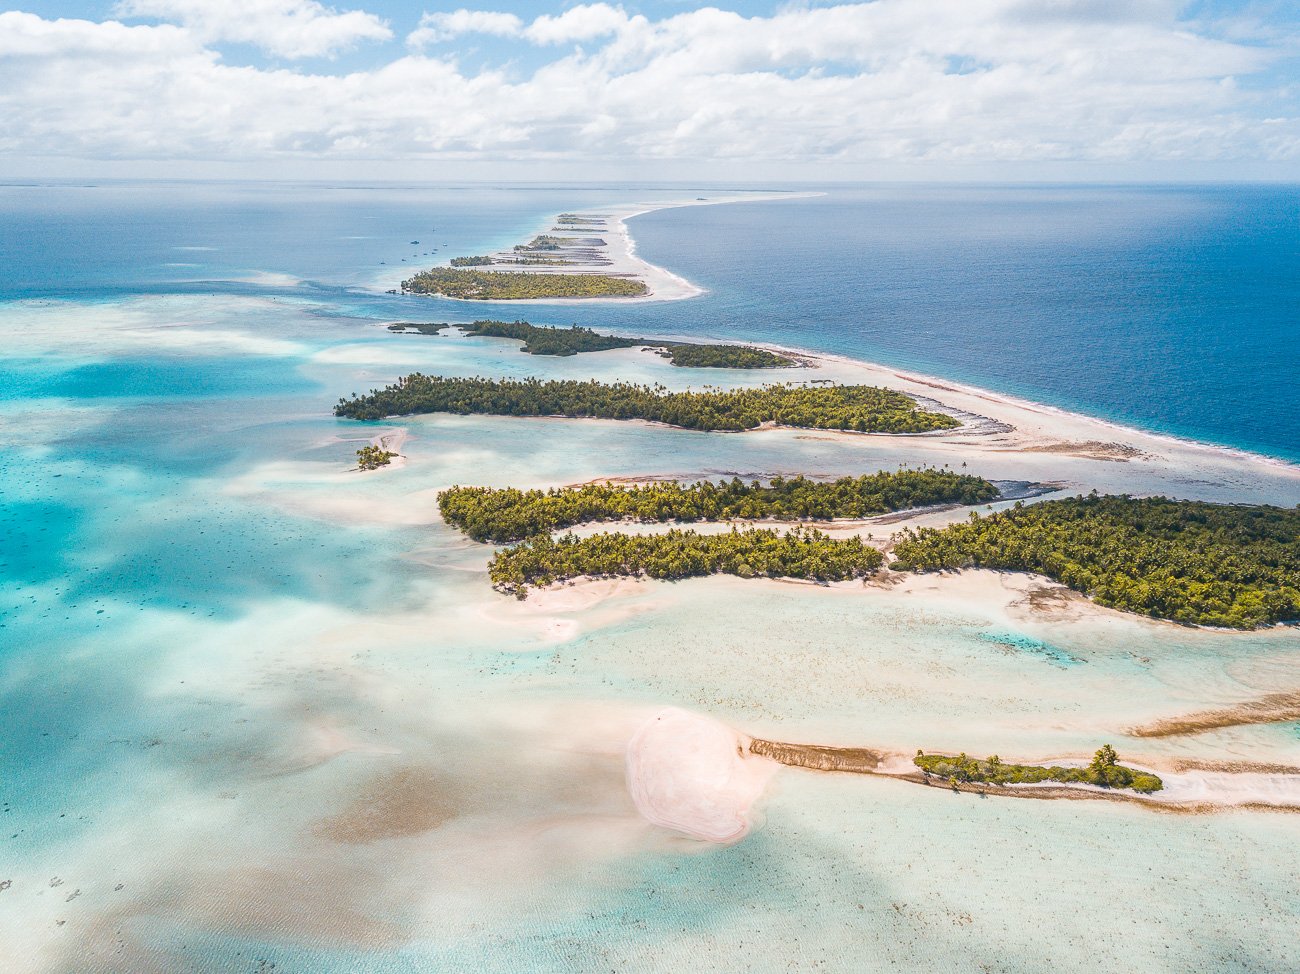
[489,527,883,598]
[401,268,647,299]
[385,319,797,367]
[334,375,961,433]
[661,344,793,369]
[514,234,606,252]
[555,213,606,227]
[439,469,1000,543]
[387,319,640,355]
[892,494,1300,629]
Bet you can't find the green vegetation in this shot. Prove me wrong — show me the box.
[663,344,795,369]
[401,268,648,299]
[463,320,640,356]
[334,375,961,434]
[512,234,604,252]
[556,214,604,226]
[384,319,638,354]
[356,445,397,470]
[440,469,999,543]
[449,256,494,266]
[387,322,448,335]
[914,745,1163,794]
[892,494,1300,629]
[381,320,790,368]
[489,527,884,598]
[514,234,574,251]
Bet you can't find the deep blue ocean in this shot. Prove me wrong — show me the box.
[2,180,1296,460]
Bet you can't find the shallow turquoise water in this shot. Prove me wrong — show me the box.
[1,184,1298,972]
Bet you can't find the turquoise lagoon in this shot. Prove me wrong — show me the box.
[1,183,1298,972]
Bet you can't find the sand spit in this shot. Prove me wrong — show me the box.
[1010,440,1151,462]
[624,711,1300,841]
[413,192,819,304]
[357,428,408,472]
[749,737,886,773]
[1131,691,1300,738]
[766,350,1300,499]
[746,735,1300,812]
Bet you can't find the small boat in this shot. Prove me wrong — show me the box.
[410,240,419,244]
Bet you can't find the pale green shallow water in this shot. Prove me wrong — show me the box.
[2,287,1299,971]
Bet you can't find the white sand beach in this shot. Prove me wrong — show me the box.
[409,192,819,303]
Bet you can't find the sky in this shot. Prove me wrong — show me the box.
[1,1,1299,180]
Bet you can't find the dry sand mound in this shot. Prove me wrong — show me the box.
[625,708,776,842]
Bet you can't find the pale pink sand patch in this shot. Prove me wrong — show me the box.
[625,707,777,842]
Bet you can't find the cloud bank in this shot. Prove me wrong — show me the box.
[114,0,392,58]
[0,1,1295,173]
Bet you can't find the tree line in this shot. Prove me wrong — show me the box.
[488,527,884,598]
[400,268,648,299]
[440,469,1000,543]
[385,319,796,367]
[914,744,1163,793]
[355,445,397,470]
[661,344,793,368]
[457,320,641,356]
[334,375,961,433]
[892,494,1300,629]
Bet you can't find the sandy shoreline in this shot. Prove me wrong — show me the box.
[398,187,1300,472]
[406,191,820,304]
[713,343,1300,494]
[402,333,1300,513]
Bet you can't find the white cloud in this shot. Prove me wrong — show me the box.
[0,11,199,57]
[523,4,635,45]
[0,2,1295,170]
[114,0,391,59]
[407,9,523,49]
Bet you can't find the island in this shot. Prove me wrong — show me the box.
[488,527,883,598]
[433,471,1297,629]
[439,469,1000,543]
[514,234,605,252]
[385,319,798,367]
[334,375,961,433]
[400,268,647,299]
[659,344,794,369]
[914,745,1164,794]
[387,320,640,355]
[891,494,1300,628]
[355,445,397,470]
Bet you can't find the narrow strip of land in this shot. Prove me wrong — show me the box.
[394,193,818,302]
[439,469,999,543]
[386,319,797,368]
[334,375,960,433]
[1132,692,1300,738]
